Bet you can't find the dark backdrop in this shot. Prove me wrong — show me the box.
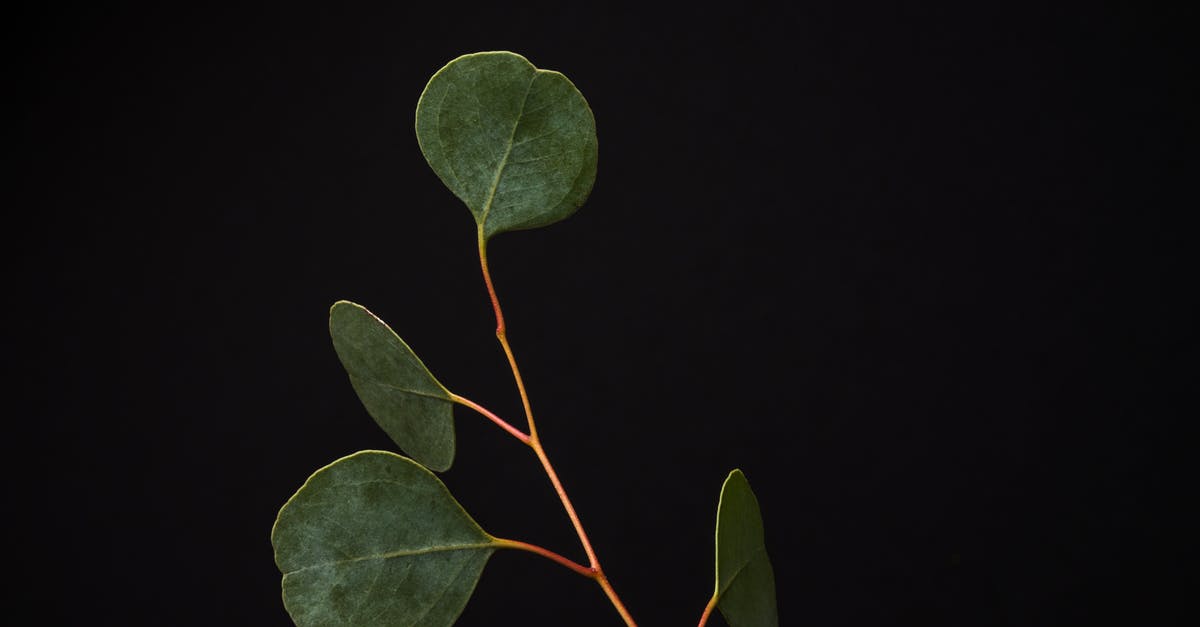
[11,3,1191,626]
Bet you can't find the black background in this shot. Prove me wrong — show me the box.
[11,2,1191,626]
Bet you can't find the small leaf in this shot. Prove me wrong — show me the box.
[714,469,779,627]
[329,300,455,471]
[272,451,500,627]
[415,51,598,239]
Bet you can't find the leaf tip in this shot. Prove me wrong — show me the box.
[328,299,362,324]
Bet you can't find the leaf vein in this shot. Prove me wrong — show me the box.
[507,151,575,165]
[349,375,449,402]
[479,72,538,225]
[408,552,477,626]
[719,544,768,596]
[283,543,495,577]
[509,130,556,150]
[435,85,465,195]
[516,85,573,118]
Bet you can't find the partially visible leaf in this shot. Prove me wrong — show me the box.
[272,451,500,627]
[714,469,779,627]
[415,51,598,239]
[329,300,455,471]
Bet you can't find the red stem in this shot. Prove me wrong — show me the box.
[477,228,637,627]
[530,439,600,569]
[494,538,595,578]
[450,393,530,444]
[477,229,538,439]
[697,593,719,627]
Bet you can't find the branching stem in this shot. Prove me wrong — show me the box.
[477,227,637,627]
[450,393,530,444]
[597,572,639,627]
[494,538,594,578]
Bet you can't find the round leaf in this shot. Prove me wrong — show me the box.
[715,469,779,627]
[272,451,499,626]
[329,300,455,471]
[415,51,598,239]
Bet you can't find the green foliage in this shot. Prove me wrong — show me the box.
[273,51,777,626]
[329,300,455,471]
[273,451,497,626]
[415,51,597,239]
[715,470,779,627]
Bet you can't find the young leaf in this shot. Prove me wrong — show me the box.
[714,469,779,627]
[415,51,598,239]
[272,451,500,627]
[329,300,455,471]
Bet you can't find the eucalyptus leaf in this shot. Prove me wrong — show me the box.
[714,470,779,627]
[272,451,499,627]
[415,51,598,239]
[329,300,455,471]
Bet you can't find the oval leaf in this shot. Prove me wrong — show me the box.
[272,451,499,626]
[715,469,779,627]
[415,51,598,239]
[329,300,455,471]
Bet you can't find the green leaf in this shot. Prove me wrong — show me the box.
[329,300,455,471]
[714,469,779,627]
[415,51,598,239]
[272,451,499,627]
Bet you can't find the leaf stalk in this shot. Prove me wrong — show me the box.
[697,592,719,627]
[494,538,595,578]
[478,227,539,440]
[450,393,531,444]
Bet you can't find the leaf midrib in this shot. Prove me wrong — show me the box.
[719,544,768,596]
[349,375,449,401]
[479,71,538,226]
[283,542,496,576]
